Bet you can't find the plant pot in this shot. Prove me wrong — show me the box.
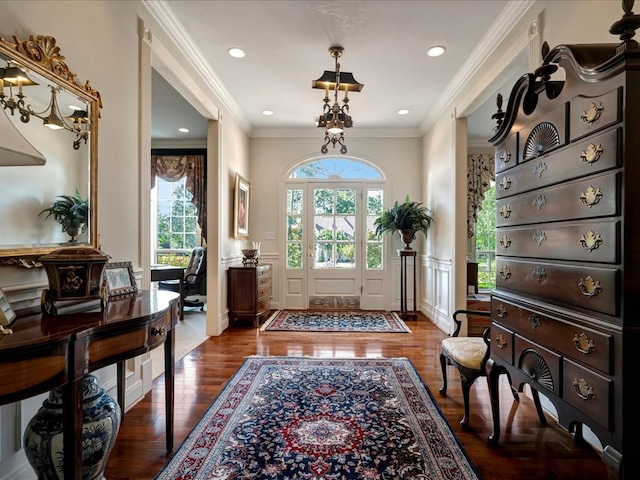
[400,229,417,250]
[63,221,87,245]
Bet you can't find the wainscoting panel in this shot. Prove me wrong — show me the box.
[421,256,452,333]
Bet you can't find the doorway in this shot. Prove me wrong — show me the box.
[283,157,386,310]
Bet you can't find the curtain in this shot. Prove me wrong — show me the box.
[467,153,494,238]
[151,154,207,241]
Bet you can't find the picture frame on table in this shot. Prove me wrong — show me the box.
[234,173,250,239]
[0,286,16,327]
[104,261,138,297]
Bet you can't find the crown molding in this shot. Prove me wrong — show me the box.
[143,0,252,135]
[419,0,535,135]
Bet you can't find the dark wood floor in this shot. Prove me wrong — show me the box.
[105,312,608,480]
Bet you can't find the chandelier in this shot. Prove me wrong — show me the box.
[312,46,363,154]
[0,63,90,150]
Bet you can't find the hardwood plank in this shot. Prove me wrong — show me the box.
[105,313,608,479]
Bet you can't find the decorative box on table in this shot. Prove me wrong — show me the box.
[39,247,110,315]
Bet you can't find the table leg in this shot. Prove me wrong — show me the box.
[165,327,175,452]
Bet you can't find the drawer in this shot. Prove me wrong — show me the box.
[490,321,514,365]
[495,171,619,227]
[519,103,568,162]
[495,133,518,173]
[83,314,171,371]
[257,297,270,315]
[490,296,612,374]
[257,264,271,277]
[496,258,618,316]
[0,346,68,402]
[495,127,620,199]
[257,284,271,299]
[563,358,612,429]
[257,275,271,287]
[496,220,619,264]
[570,87,622,142]
[515,334,561,395]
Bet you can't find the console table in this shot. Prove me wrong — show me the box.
[0,290,180,480]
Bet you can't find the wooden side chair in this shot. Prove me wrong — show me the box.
[439,309,519,427]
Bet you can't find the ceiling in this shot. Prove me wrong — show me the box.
[149,1,530,145]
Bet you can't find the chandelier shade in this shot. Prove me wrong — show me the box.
[312,71,364,92]
[312,46,363,154]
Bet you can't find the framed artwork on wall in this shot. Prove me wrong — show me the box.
[104,261,138,297]
[234,173,250,239]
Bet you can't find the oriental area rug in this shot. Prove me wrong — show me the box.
[154,357,481,480]
[260,310,412,333]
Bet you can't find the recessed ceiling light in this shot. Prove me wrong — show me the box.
[262,110,274,116]
[426,45,446,57]
[178,128,189,133]
[228,47,245,58]
[397,109,410,115]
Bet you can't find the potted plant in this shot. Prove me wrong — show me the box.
[374,195,433,250]
[40,190,89,244]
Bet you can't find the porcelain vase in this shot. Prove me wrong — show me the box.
[23,374,121,480]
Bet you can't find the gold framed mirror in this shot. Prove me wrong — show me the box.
[0,34,101,267]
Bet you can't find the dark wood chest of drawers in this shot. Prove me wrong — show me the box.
[486,30,640,480]
[228,264,272,327]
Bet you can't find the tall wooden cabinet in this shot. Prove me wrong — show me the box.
[486,10,640,480]
[228,264,272,327]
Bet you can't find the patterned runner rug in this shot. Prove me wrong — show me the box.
[155,357,481,480]
[260,310,412,333]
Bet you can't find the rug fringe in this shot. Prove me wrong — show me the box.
[259,310,281,331]
[390,312,412,333]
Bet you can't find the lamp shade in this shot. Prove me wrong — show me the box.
[312,70,364,92]
[0,107,46,166]
[0,65,39,86]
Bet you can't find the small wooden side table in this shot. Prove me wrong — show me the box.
[398,249,417,320]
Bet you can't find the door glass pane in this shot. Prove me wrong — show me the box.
[313,187,356,270]
[366,188,383,270]
[315,242,334,268]
[314,189,334,215]
[286,189,304,269]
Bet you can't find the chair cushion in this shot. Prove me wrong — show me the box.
[441,337,487,370]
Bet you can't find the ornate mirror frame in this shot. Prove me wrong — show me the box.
[0,34,101,266]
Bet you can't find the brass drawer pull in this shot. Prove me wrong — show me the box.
[580,143,604,164]
[533,161,547,178]
[580,102,604,124]
[533,230,547,246]
[573,333,595,355]
[499,205,511,219]
[499,235,511,249]
[532,266,546,282]
[151,326,166,336]
[528,313,541,329]
[496,303,507,318]
[579,230,603,252]
[579,186,603,208]
[499,150,511,165]
[572,378,596,400]
[495,334,508,349]
[499,266,511,280]
[578,275,602,297]
[533,194,547,211]
[499,176,511,191]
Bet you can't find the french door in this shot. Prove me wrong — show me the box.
[284,182,385,310]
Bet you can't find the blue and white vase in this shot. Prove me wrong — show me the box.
[23,374,121,480]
